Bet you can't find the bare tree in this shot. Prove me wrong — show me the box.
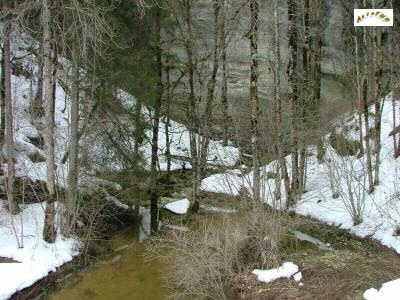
[273,0,291,205]
[150,4,163,234]
[362,16,374,194]
[249,0,261,202]
[287,0,299,206]
[42,0,56,243]
[372,25,383,185]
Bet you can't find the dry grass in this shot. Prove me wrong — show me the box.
[147,206,284,300]
[245,216,400,299]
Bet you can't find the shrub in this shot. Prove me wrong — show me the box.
[147,207,283,299]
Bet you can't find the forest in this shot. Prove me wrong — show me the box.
[0,0,400,299]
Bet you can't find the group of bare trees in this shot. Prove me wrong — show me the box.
[247,0,324,206]
[1,0,398,242]
[0,0,112,243]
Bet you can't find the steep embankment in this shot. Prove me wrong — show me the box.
[201,94,400,255]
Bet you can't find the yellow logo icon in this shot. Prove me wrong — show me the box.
[354,9,393,26]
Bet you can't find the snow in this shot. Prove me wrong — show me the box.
[200,170,243,196]
[364,278,400,300]
[201,94,400,254]
[0,202,79,300]
[252,262,300,284]
[164,199,190,215]
[293,271,303,283]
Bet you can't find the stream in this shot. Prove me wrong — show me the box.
[49,228,167,300]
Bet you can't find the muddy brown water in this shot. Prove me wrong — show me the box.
[49,229,167,300]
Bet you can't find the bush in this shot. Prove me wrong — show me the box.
[147,207,283,299]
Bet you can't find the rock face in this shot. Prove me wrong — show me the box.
[166,0,353,144]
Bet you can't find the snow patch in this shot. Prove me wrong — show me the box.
[164,199,190,215]
[0,203,79,300]
[364,278,400,300]
[252,262,300,284]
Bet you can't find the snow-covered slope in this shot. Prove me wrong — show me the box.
[201,94,400,255]
[119,90,239,172]
[5,32,239,184]
[0,31,240,299]
[0,203,78,300]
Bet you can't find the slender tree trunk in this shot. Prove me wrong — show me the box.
[42,0,56,243]
[363,24,374,194]
[249,0,261,202]
[65,48,80,236]
[313,0,324,163]
[134,98,143,158]
[4,22,20,215]
[287,0,299,206]
[273,0,291,204]
[164,59,171,185]
[373,26,382,186]
[0,43,5,143]
[221,0,229,146]
[298,0,311,194]
[355,33,365,157]
[150,6,163,234]
[183,0,200,212]
[199,0,221,179]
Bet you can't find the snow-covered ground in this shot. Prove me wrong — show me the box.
[164,198,190,215]
[201,95,400,256]
[252,262,302,284]
[364,278,400,300]
[0,203,79,300]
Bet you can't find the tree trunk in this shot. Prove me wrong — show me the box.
[199,0,221,180]
[355,33,365,157]
[0,42,5,143]
[4,22,20,215]
[373,26,382,186]
[363,24,374,194]
[42,0,56,243]
[65,48,80,236]
[164,59,172,186]
[150,6,163,234]
[273,0,291,205]
[221,0,229,147]
[249,0,261,202]
[298,0,311,194]
[183,0,200,212]
[287,0,299,206]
